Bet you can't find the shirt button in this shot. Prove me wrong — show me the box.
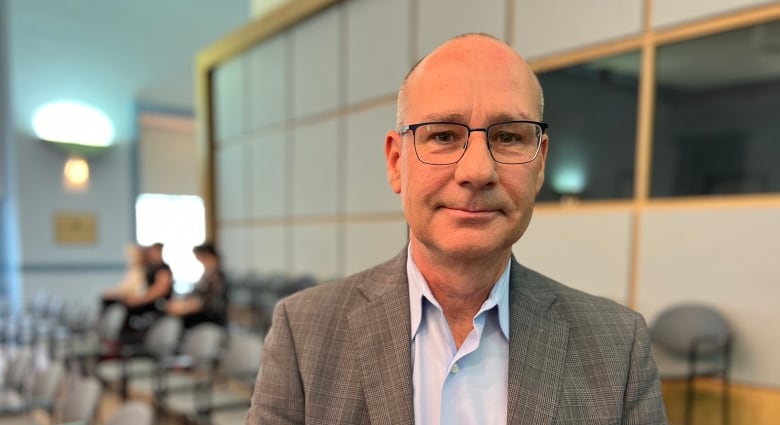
[450,363,460,374]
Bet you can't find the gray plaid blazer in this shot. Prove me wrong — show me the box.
[247,250,667,424]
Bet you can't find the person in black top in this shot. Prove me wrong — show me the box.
[120,242,174,341]
[166,242,227,328]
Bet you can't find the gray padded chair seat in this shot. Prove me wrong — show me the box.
[650,304,731,357]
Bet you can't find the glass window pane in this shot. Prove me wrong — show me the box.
[537,51,640,202]
[652,20,780,197]
[135,194,206,292]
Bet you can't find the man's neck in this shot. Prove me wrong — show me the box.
[410,242,510,347]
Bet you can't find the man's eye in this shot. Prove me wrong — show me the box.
[493,132,519,144]
[431,132,455,143]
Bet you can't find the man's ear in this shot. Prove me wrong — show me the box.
[535,134,548,194]
[385,131,402,194]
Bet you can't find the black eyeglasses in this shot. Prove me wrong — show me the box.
[398,120,548,165]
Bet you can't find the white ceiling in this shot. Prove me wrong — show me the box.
[7,0,249,143]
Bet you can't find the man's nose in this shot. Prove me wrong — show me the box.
[454,131,499,189]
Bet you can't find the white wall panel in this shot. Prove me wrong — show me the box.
[213,55,245,143]
[416,0,506,59]
[249,225,288,275]
[637,207,780,387]
[216,143,248,220]
[292,119,340,216]
[512,210,633,304]
[513,0,642,59]
[291,223,340,279]
[249,131,288,218]
[344,220,408,276]
[654,0,775,29]
[345,103,402,214]
[292,6,340,118]
[218,225,250,275]
[247,33,288,130]
[345,0,410,104]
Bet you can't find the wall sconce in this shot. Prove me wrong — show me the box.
[63,154,90,191]
[31,100,114,192]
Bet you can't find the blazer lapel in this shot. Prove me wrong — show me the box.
[507,260,569,425]
[348,251,415,425]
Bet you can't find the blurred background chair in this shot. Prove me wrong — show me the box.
[56,375,102,424]
[650,303,732,425]
[130,322,225,421]
[96,315,183,400]
[66,303,126,375]
[162,331,262,424]
[0,371,99,425]
[103,400,154,425]
[0,361,64,418]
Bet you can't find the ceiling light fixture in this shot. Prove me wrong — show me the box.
[32,100,115,148]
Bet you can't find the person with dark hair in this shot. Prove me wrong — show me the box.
[166,242,228,328]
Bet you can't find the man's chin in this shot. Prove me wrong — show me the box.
[432,237,513,262]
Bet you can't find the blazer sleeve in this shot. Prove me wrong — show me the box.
[623,313,669,425]
[246,300,305,425]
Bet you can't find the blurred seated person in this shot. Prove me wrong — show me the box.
[101,243,146,309]
[166,243,227,329]
[120,242,174,342]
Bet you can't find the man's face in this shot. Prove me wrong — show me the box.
[385,37,547,262]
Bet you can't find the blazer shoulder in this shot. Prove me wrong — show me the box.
[279,252,406,317]
[518,264,642,327]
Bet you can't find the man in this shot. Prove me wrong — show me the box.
[247,33,667,424]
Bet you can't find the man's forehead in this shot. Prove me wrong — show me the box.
[407,39,534,91]
[404,62,539,119]
[414,110,536,123]
[396,35,542,124]
[413,37,523,76]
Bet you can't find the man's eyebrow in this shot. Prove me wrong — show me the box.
[490,112,535,122]
[421,112,467,123]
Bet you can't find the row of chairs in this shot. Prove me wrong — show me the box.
[2,293,263,425]
[89,308,262,425]
[1,294,97,423]
[0,369,150,425]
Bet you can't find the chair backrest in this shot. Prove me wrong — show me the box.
[650,303,731,357]
[4,350,33,389]
[143,315,183,357]
[60,375,102,423]
[104,401,154,425]
[220,333,263,378]
[99,303,127,340]
[30,361,64,401]
[180,323,226,364]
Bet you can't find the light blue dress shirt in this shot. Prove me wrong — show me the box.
[407,246,510,425]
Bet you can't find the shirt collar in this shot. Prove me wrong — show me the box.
[407,244,511,340]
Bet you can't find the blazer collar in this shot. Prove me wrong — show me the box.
[507,257,569,424]
[348,249,415,425]
[346,251,569,425]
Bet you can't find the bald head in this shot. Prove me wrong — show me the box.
[396,33,544,128]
